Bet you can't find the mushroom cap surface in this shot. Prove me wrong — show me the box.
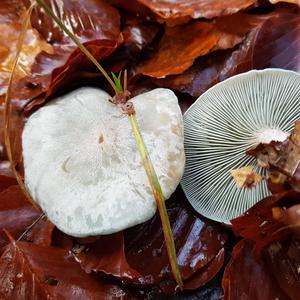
[181,69,300,224]
[22,87,185,237]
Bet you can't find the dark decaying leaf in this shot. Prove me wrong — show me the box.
[222,240,288,300]
[0,241,135,300]
[109,0,257,23]
[231,190,300,256]
[264,238,300,300]
[155,12,300,97]
[136,13,263,78]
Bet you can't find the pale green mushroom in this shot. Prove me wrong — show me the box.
[181,69,300,224]
[22,87,185,237]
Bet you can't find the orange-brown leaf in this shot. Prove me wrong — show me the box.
[137,13,262,78]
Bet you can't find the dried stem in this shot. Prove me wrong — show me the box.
[128,114,183,288]
[4,3,40,210]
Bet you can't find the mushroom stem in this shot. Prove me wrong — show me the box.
[129,114,183,288]
[255,128,288,144]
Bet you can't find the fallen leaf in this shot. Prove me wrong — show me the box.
[124,189,228,292]
[9,0,122,112]
[109,0,257,23]
[137,13,262,78]
[222,240,288,300]
[0,241,134,299]
[155,12,300,97]
[0,185,40,253]
[272,204,300,237]
[264,238,300,300]
[75,232,141,281]
[248,121,300,193]
[0,1,53,96]
[270,0,300,5]
[230,166,264,189]
[231,190,300,256]
[182,248,225,291]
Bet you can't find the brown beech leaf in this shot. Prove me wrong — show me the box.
[181,248,225,291]
[75,232,141,281]
[231,190,300,256]
[109,0,257,23]
[222,240,288,300]
[264,238,300,300]
[273,204,300,237]
[248,121,300,193]
[10,0,122,112]
[0,241,134,300]
[0,1,53,96]
[270,0,300,5]
[122,15,161,54]
[156,12,300,97]
[124,190,228,292]
[0,185,40,252]
[136,13,262,78]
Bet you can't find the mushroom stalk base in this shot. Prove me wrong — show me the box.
[255,128,288,144]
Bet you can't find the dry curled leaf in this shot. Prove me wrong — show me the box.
[155,12,300,97]
[222,240,288,300]
[137,13,262,78]
[230,166,264,189]
[248,121,300,193]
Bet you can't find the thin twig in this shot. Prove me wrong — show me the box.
[18,213,46,241]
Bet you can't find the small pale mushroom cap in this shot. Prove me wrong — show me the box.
[181,69,300,224]
[22,87,185,237]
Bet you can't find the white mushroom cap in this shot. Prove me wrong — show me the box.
[22,87,185,237]
[181,69,300,224]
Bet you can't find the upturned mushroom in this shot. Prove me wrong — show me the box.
[22,87,185,237]
[181,69,300,224]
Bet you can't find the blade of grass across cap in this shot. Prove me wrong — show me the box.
[129,113,183,288]
[4,2,40,210]
[35,0,182,287]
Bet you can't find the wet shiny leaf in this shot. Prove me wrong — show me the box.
[155,12,300,97]
[137,13,262,78]
[222,240,288,300]
[0,241,134,299]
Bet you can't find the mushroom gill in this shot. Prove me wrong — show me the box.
[181,69,300,224]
